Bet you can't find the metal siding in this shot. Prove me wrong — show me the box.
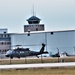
[47,31,75,54]
[11,33,46,51]
[11,31,75,55]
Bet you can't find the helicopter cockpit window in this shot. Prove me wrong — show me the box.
[20,51,24,53]
[25,48,30,51]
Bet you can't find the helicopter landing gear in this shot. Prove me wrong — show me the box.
[10,56,13,59]
[36,55,39,58]
[17,55,20,59]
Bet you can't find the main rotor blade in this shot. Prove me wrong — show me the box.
[11,43,46,47]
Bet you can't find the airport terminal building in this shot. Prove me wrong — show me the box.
[0,29,11,54]
[0,15,75,58]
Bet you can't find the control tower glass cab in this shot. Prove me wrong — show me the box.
[27,16,41,24]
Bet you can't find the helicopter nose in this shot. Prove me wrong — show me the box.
[5,50,12,57]
[5,54,10,57]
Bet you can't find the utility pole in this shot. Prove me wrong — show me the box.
[57,48,60,62]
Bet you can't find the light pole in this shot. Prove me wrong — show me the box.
[57,48,60,62]
[74,47,75,55]
[25,30,31,64]
[24,50,27,64]
[45,32,47,51]
[41,54,43,63]
[9,57,11,64]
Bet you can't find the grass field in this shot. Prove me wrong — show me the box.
[0,57,75,65]
[0,57,75,75]
[0,67,75,75]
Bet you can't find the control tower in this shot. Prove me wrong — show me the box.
[24,15,45,32]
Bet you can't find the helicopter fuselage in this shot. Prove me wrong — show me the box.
[5,49,39,58]
[5,43,48,59]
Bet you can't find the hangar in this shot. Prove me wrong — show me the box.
[10,30,75,56]
[10,14,75,56]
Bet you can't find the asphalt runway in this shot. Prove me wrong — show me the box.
[0,62,75,69]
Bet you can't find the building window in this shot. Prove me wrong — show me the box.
[1,42,3,45]
[27,25,29,27]
[4,35,6,37]
[36,28,38,31]
[1,35,3,37]
[7,42,11,45]
[7,35,10,37]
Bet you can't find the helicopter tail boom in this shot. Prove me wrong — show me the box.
[39,43,48,54]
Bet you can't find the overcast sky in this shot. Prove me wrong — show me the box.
[0,0,75,33]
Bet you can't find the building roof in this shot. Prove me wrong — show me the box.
[27,16,41,21]
[10,29,75,35]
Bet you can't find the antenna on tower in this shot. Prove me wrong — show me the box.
[33,5,34,16]
[32,4,36,16]
[31,5,36,16]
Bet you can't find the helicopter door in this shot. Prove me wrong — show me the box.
[16,50,20,58]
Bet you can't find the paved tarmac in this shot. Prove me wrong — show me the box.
[0,62,75,69]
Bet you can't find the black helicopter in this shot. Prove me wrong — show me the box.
[5,43,48,59]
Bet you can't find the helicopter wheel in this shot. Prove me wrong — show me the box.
[17,56,20,59]
[36,55,39,58]
[10,56,13,59]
